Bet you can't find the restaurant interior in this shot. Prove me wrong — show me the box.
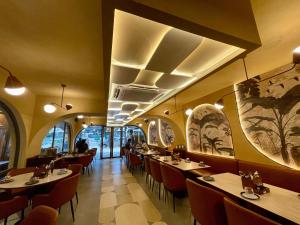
[0,0,300,225]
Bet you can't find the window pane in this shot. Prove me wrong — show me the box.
[41,128,55,149]
[53,122,65,152]
[63,124,70,152]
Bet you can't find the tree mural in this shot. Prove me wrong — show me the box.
[148,121,158,146]
[160,120,175,146]
[235,64,300,169]
[187,104,234,157]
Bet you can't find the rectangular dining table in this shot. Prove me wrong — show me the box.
[155,156,210,171]
[198,172,300,225]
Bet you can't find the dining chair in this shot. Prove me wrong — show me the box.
[224,197,280,225]
[20,205,58,225]
[144,156,152,186]
[160,163,186,212]
[68,164,83,204]
[78,155,92,175]
[149,158,163,199]
[0,196,28,225]
[32,173,80,222]
[129,152,143,174]
[186,179,227,225]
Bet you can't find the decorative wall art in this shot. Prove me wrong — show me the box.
[159,119,175,146]
[186,104,234,157]
[235,64,300,169]
[148,121,158,146]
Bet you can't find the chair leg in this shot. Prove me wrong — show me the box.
[152,180,155,192]
[70,199,75,222]
[172,192,175,213]
[76,192,79,204]
[87,167,90,175]
[159,183,161,200]
[21,209,25,219]
[194,218,197,225]
[59,207,61,214]
[4,217,7,225]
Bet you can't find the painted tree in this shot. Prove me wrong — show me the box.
[237,76,300,164]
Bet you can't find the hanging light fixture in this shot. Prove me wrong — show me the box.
[43,84,73,113]
[0,65,26,96]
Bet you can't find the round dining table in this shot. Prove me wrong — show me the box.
[0,169,72,189]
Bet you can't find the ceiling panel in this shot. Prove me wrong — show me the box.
[174,38,240,76]
[134,70,163,86]
[121,103,138,112]
[111,65,139,84]
[112,10,169,67]
[146,29,202,73]
[156,74,195,90]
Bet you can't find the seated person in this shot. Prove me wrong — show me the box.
[125,139,132,150]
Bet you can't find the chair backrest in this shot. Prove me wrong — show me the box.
[8,167,36,176]
[160,163,186,192]
[78,155,92,167]
[20,205,58,225]
[186,179,227,225]
[68,164,83,175]
[47,173,80,208]
[0,196,28,219]
[144,156,151,174]
[149,158,162,182]
[129,153,142,166]
[224,197,279,225]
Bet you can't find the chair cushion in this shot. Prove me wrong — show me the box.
[238,160,300,193]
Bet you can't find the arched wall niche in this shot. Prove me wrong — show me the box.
[186,103,234,158]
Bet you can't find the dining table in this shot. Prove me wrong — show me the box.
[155,156,210,171]
[136,149,161,156]
[0,169,72,189]
[198,172,300,225]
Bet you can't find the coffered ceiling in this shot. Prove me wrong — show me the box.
[107,10,245,126]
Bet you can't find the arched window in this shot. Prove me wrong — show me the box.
[0,102,19,176]
[41,122,71,153]
[122,125,146,146]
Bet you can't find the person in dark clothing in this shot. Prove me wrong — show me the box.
[125,139,132,150]
[76,139,89,153]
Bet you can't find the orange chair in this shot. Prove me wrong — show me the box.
[129,153,143,174]
[144,156,152,186]
[0,196,28,225]
[149,158,163,199]
[186,179,227,225]
[20,205,58,225]
[224,197,280,225]
[67,164,82,204]
[78,155,92,175]
[32,173,80,221]
[160,163,186,212]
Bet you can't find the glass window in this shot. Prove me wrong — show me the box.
[122,125,146,146]
[0,104,19,177]
[41,122,71,153]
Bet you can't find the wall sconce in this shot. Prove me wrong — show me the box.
[44,84,73,113]
[150,120,156,125]
[0,65,26,96]
[77,115,84,119]
[214,99,224,110]
[185,108,193,116]
[293,46,300,64]
[82,122,88,128]
[164,110,170,115]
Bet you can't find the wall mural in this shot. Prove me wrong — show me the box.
[186,104,234,157]
[160,119,175,147]
[148,121,158,146]
[235,64,300,169]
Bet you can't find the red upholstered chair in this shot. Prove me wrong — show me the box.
[68,164,83,204]
[144,156,152,186]
[149,158,163,199]
[129,153,143,174]
[224,197,279,225]
[78,155,92,175]
[160,163,186,212]
[186,179,227,225]
[20,205,58,225]
[32,173,80,221]
[0,196,28,225]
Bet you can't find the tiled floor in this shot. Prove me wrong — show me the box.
[1,158,193,225]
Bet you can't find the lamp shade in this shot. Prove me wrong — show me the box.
[293,46,300,64]
[4,75,26,96]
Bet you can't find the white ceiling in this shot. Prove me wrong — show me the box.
[107,9,245,126]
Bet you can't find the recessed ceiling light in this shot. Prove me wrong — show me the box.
[77,115,84,119]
